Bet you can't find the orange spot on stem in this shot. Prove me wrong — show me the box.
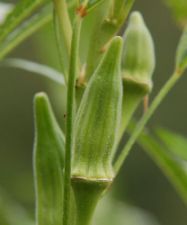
[76,5,87,17]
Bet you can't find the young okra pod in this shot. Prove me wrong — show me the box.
[120,11,155,136]
[72,36,123,180]
[34,93,65,225]
[71,36,123,225]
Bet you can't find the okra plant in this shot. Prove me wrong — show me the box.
[0,0,187,225]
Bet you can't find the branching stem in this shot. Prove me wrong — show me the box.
[114,70,182,173]
[63,14,82,225]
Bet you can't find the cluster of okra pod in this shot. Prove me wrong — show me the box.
[34,3,158,225]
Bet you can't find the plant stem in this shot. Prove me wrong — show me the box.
[114,70,182,173]
[63,14,82,225]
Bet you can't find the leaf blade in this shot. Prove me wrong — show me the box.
[156,127,187,161]
[139,132,187,205]
[0,58,65,85]
[0,4,52,60]
[0,0,50,43]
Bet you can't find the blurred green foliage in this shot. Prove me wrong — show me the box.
[163,0,187,25]
[0,0,187,225]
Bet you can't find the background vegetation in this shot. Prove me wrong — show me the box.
[0,0,187,225]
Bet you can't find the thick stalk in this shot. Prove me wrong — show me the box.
[63,14,82,225]
[119,93,142,138]
[72,178,111,225]
[114,71,182,173]
[118,78,150,140]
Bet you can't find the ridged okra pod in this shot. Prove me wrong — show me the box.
[71,37,123,225]
[34,93,65,225]
[120,12,155,137]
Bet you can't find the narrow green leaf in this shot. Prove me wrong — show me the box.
[0,58,65,85]
[176,25,187,72]
[139,132,187,205]
[34,93,65,225]
[156,127,187,161]
[0,0,50,43]
[0,4,52,60]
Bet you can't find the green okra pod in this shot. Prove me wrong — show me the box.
[120,11,155,137]
[34,93,65,225]
[71,36,123,225]
[72,36,123,179]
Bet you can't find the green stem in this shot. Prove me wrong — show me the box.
[114,71,182,173]
[63,15,82,225]
[118,89,143,140]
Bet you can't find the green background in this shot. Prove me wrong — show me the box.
[0,0,187,224]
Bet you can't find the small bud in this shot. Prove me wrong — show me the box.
[176,25,187,73]
[122,11,155,92]
[119,12,155,136]
[71,37,123,225]
[34,93,65,225]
